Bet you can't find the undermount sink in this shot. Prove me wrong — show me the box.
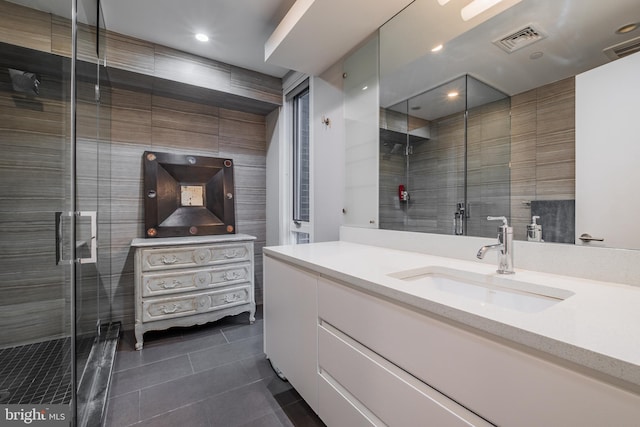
[388,266,574,313]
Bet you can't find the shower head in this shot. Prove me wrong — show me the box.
[389,143,403,154]
[8,68,40,96]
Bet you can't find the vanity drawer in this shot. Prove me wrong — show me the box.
[141,285,251,322]
[140,243,251,271]
[318,375,377,427]
[318,322,492,427]
[141,263,252,297]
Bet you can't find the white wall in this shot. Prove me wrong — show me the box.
[342,35,380,228]
[265,107,282,246]
[575,51,640,250]
[267,68,347,245]
[312,62,346,242]
[267,35,383,245]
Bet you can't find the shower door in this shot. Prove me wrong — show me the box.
[0,36,75,413]
[0,1,111,424]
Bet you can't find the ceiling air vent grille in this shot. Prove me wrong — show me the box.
[493,25,546,53]
[603,36,640,60]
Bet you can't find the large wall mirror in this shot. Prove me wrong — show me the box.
[378,0,640,249]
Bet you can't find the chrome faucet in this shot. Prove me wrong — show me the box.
[477,216,514,274]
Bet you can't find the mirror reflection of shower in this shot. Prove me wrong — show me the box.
[379,75,511,237]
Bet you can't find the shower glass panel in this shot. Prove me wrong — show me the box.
[75,1,115,425]
[0,29,75,415]
[379,75,510,237]
[0,0,114,425]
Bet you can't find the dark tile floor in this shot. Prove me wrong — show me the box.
[105,306,326,427]
[0,337,72,404]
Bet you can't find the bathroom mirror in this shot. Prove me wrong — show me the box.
[378,0,640,248]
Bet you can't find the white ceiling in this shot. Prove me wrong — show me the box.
[264,0,414,76]
[8,0,297,78]
[100,0,297,77]
[10,0,639,104]
[8,0,417,79]
[381,0,640,112]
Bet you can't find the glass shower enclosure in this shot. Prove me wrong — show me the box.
[379,75,511,238]
[0,0,115,425]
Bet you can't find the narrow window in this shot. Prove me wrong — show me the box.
[287,81,311,243]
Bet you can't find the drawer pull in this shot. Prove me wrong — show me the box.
[224,271,243,281]
[224,293,243,303]
[161,255,178,265]
[160,304,180,314]
[160,279,181,289]
[224,249,240,259]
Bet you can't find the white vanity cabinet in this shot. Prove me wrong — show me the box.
[318,278,640,426]
[263,253,640,427]
[132,235,256,350]
[263,256,319,413]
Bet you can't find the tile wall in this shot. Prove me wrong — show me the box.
[510,77,575,240]
[0,56,70,347]
[380,77,575,242]
[379,97,510,238]
[107,86,268,330]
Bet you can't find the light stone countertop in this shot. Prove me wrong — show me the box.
[263,241,640,391]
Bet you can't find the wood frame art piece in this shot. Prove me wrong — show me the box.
[143,151,236,237]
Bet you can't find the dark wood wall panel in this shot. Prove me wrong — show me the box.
[51,16,99,64]
[106,32,155,76]
[154,45,232,93]
[0,0,51,53]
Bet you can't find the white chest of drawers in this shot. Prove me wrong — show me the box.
[131,234,256,350]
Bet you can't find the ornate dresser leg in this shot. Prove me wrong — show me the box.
[134,323,144,350]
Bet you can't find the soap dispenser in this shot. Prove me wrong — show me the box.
[527,215,543,242]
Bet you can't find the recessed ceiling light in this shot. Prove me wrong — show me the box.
[616,23,639,34]
[447,91,459,98]
[437,0,451,5]
[529,51,544,60]
[431,44,444,52]
[362,86,368,91]
[195,33,209,42]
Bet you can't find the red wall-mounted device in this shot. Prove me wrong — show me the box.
[398,185,408,202]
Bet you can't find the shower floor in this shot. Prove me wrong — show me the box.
[0,336,93,404]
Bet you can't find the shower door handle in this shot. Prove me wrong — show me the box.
[77,211,97,264]
[55,211,73,265]
[55,211,63,265]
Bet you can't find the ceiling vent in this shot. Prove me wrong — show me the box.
[493,25,547,53]
[603,36,640,60]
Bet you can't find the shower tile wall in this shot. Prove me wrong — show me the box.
[380,99,510,237]
[379,129,409,230]
[407,114,465,234]
[466,98,511,237]
[510,77,575,240]
[0,57,70,347]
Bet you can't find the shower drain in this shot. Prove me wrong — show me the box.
[0,389,10,403]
